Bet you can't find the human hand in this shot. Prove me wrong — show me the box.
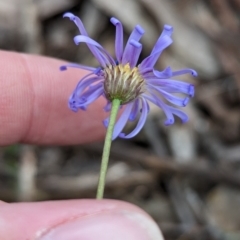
[0,50,164,239]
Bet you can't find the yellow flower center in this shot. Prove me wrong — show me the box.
[103,63,145,104]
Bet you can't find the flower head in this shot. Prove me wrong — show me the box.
[61,13,197,140]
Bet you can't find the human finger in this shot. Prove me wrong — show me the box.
[0,50,107,146]
[0,199,164,240]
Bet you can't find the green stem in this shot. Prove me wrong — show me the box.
[96,98,121,199]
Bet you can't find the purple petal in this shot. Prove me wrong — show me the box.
[150,67,173,78]
[63,13,89,36]
[162,25,174,35]
[168,107,189,123]
[143,94,174,125]
[64,13,109,67]
[73,35,106,54]
[103,118,109,128]
[112,102,134,140]
[127,25,145,42]
[93,67,103,75]
[122,25,145,65]
[120,98,149,139]
[64,13,115,67]
[78,82,103,103]
[74,75,102,96]
[152,25,173,54]
[156,88,190,107]
[103,101,112,112]
[110,18,124,63]
[76,86,104,109]
[129,98,140,121]
[74,35,115,67]
[69,74,103,112]
[139,35,172,71]
[147,79,195,97]
[161,85,194,98]
[60,63,96,72]
[64,12,113,67]
[68,94,78,112]
[125,40,142,68]
[172,68,198,77]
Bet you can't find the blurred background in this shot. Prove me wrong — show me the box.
[1,0,240,239]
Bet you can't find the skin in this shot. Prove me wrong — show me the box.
[0,50,164,240]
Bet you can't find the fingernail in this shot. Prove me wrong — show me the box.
[38,210,164,240]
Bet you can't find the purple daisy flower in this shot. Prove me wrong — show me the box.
[61,13,197,140]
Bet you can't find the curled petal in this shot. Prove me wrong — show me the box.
[112,102,134,140]
[127,24,145,42]
[64,13,110,67]
[159,106,175,126]
[147,79,195,97]
[74,35,115,67]
[161,25,173,36]
[120,98,149,139]
[68,94,78,112]
[143,94,174,125]
[129,98,140,121]
[169,107,189,123]
[139,35,172,71]
[159,85,195,98]
[78,82,103,103]
[63,13,88,36]
[93,67,104,76]
[72,74,102,98]
[76,86,104,109]
[149,86,189,107]
[111,17,124,62]
[172,68,197,77]
[68,74,103,112]
[161,91,189,107]
[103,101,112,112]
[151,67,172,78]
[153,25,173,53]
[60,63,96,72]
[64,13,109,66]
[125,40,142,68]
[103,118,109,128]
[74,35,107,54]
[122,25,144,65]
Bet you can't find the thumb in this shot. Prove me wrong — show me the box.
[0,199,164,240]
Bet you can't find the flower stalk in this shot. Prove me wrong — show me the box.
[96,98,121,199]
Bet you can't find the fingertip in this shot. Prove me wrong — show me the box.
[0,200,163,240]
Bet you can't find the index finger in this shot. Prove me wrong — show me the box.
[0,50,106,145]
